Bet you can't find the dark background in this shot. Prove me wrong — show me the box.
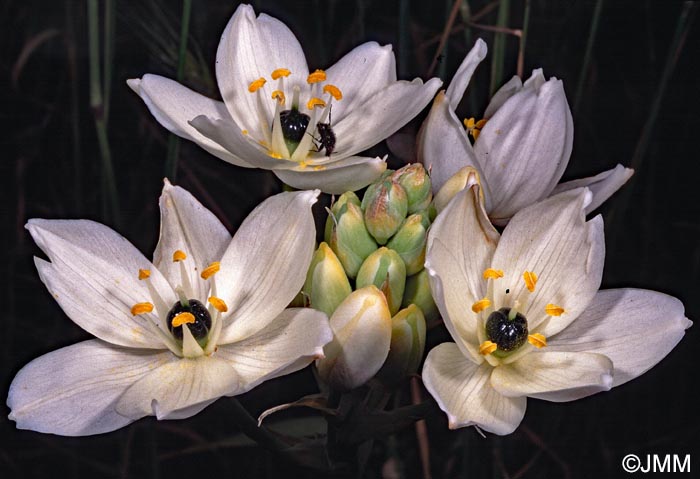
[1,0,698,477]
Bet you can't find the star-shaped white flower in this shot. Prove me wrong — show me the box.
[128,4,442,194]
[419,39,633,224]
[422,172,691,435]
[7,182,332,436]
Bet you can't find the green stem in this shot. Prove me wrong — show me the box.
[517,0,531,78]
[102,0,115,125]
[573,0,604,115]
[165,0,192,180]
[490,0,510,95]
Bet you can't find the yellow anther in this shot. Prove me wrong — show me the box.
[138,269,151,280]
[299,161,309,169]
[528,333,547,349]
[472,129,481,140]
[271,68,291,79]
[545,304,565,316]
[523,271,538,292]
[479,341,498,356]
[271,90,286,104]
[323,84,343,100]
[241,129,248,136]
[475,119,487,129]
[131,302,154,316]
[313,165,326,171]
[307,69,326,84]
[173,250,187,262]
[201,261,220,280]
[208,296,228,313]
[248,77,266,93]
[464,118,476,129]
[268,151,283,159]
[307,97,326,110]
[464,117,486,139]
[483,268,504,280]
[471,298,491,313]
[171,312,195,328]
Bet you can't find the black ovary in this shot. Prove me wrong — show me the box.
[167,299,211,340]
[485,307,528,352]
[280,109,310,143]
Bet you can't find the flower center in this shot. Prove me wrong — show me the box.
[485,307,528,352]
[167,299,211,342]
[246,67,343,165]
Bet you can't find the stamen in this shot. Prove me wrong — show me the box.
[479,341,498,356]
[208,296,228,313]
[271,68,291,79]
[201,261,220,280]
[471,298,491,313]
[131,302,154,316]
[241,129,248,135]
[313,165,326,171]
[475,119,487,128]
[483,268,504,280]
[271,90,286,104]
[464,118,475,129]
[171,311,195,328]
[307,69,326,84]
[138,269,151,280]
[545,304,565,316]
[323,84,343,100]
[528,333,547,348]
[173,250,187,262]
[523,271,538,292]
[248,77,266,93]
[307,97,326,110]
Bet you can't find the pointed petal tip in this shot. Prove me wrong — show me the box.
[126,78,141,94]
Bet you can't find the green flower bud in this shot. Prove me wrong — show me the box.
[376,304,426,386]
[433,166,481,214]
[361,180,408,244]
[324,191,361,244]
[316,286,392,391]
[303,242,352,317]
[402,269,439,323]
[356,247,406,316]
[392,164,432,214]
[386,212,429,275]
[329,202,377,278]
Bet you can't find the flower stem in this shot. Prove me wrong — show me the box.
[490,0,510,95]
[573,0,604,115]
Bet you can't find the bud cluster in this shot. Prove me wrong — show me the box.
[308,164,438,390]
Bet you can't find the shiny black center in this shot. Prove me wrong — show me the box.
[279,108,310,143]
[167,299,211,341]
[485,307,528,352]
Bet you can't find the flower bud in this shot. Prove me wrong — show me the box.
[361,179,408,245]
[386,212,429,275]
[303,242,352,317]
[376,304,426,386]
[392,164,432,214]
[402,269,439,323]
[356,247,406,316]
[324,191,361,244]
[316,286,392,391]
[433,166,483,214]
[329,202,378,278]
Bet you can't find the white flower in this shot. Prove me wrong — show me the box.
[7,182,332,436]
[419,39,633,224]
[128,4,442,194]
[422,172,691,435]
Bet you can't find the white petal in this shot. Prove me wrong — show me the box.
[316,286,392,391]
[417,91,488,198]
[273,155,387,194]
[475,75,573,222]
[325,42,397,122]
[426,180,499,361]
[8,340,173,436]
[483,75,523,119]
[333,77,443,158]
[215,4,309,134]
[216,190,319,344]
[27,219,177,348]
[445,38,488,109]
[127,75,253,168]
[216,308,332,394]
[188,115,289,169]
[491,188,604,336]
[422,343,526,435]
[551,164,634,215]
[152,180,231,301]
[491,351,613,402]
[116,355,239,420]
[547,289,692,387]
